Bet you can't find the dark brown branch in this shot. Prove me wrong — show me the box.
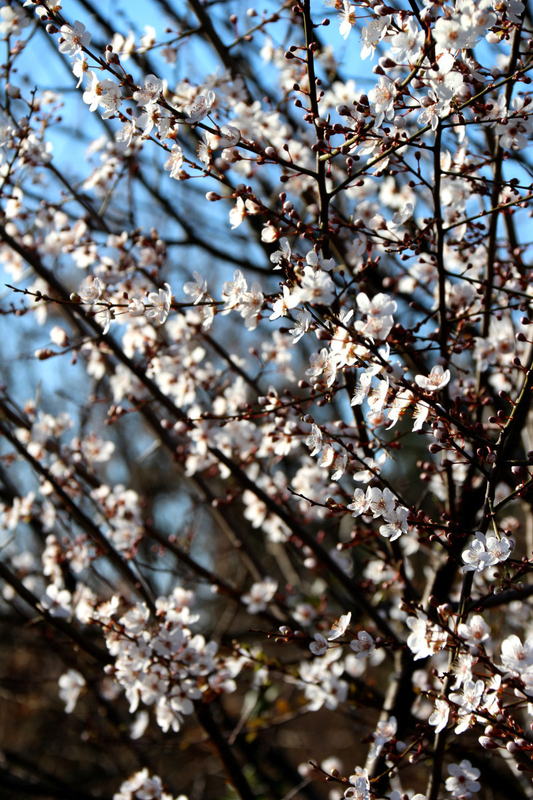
[0,560,110,664]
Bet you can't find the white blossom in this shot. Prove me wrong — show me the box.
[462,531,512,573]
[368,77,397,127]
[59,21,91,57]
[338,0,356,40]
[367,716,397,762]
[184,91,215,123]
[133,74,164,107]
[58,669,86,714]
[329,611,351,640]
[310,633,329,655]
[242,577,277,613]
[500,634,533,673]
[164,145,184,179]
[350,631,375,658]
[445,760,481,798]
[428,698,449,734]
[145,283,172,325]
[184,272,207,304]
[415,365,451,392]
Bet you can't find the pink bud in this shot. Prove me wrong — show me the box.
[479,736,498,750]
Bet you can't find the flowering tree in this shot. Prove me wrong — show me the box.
[2,0,533,798]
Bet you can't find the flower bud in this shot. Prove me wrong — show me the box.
[479,736,498,749]
[458,84,473,100]
[50,326,69,347]
[35,348,55,360]
[336,104,351,116]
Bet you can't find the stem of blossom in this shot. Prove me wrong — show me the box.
[0,757,114,800]
[146,524,293,628]
[229,715,326,800]
[426,674,451,800]
[483,175,503,340]
[327,59,533,198]
[407,0,423,25]
[366,649,417,788]
[195,701,256,800]
[483,21,522,339]
[0,416,156,613]
[302,0,330,257]
[447,438,490,480]
[135,167,286,280]
[7,255,270,599]
[470,582,533,610]
[0,228,316,620]
[432,120,447,360]
[497,350,533,464]
[227,2,293,50]
[186,0,245,77]
[6,217,398,639]
[0,223,190,426]
[321,49,426,171]
[493,477,533,513]
[203,331,263,395]
[138,404,268,582]
[45,161,111,233]
[68,0,168,96]
[344,371,373,460]
[442,191,533,234]
[444,460,456,521]
[209,445,402,644]
[0,559,111,665]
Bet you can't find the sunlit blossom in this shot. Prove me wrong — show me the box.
[145,283,172,325]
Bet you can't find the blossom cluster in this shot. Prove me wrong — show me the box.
[97,589,242,734]
[1,0,533,798]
